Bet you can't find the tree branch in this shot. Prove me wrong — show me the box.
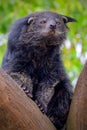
[67,61,87,130]
[0,68,56,130]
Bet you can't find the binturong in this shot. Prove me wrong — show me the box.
[2,11,76,130]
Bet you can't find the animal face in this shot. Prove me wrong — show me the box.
[9,11,76,47]
[28,12,67,35]
[25,11,76,46]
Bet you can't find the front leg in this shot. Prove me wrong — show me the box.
[9,72,33,98]
[35,80,59,113]
[47,79,73,129]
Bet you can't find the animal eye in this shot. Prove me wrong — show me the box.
[57,21,61,25]
[40,19,46,24]
[56,19,61,25]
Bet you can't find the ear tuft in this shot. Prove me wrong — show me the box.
[27,17,34,25]
[62,15,77,23]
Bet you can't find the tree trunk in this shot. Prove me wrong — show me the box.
[67,61,87,130]
[0,68,56,130]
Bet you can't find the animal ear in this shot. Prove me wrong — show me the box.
[62,15,77,23]
[27,17,34,25]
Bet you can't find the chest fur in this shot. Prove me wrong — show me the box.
[26,46,60,81]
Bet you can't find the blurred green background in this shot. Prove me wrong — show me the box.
[0,0,87,87]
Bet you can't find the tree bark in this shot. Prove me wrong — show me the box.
[67,61,87,130]
[0,68,56,130]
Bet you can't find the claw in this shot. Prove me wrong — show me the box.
[20,84,33,98]
[35,100,38,104]
[35,100,41,106]
[21,84,27,91]
[38,104,41,107]
[35,100,46,114]
[35,100,41,107]
[25,89,29,93]
[26,93,33,98]
[40,107,44,112]
[41,109,45,114]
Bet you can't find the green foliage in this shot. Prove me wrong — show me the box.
[0,0,87,86]
[0,43,6,65]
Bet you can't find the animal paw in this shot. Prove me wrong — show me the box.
[21,84,33,98]
[35,99,47,114]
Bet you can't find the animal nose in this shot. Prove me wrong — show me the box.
[50,24,56,29]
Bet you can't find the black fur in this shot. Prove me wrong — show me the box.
[2,11,76,130]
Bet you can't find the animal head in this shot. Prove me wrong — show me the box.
[8,11,76,48]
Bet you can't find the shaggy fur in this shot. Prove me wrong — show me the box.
[2,11,76,129]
